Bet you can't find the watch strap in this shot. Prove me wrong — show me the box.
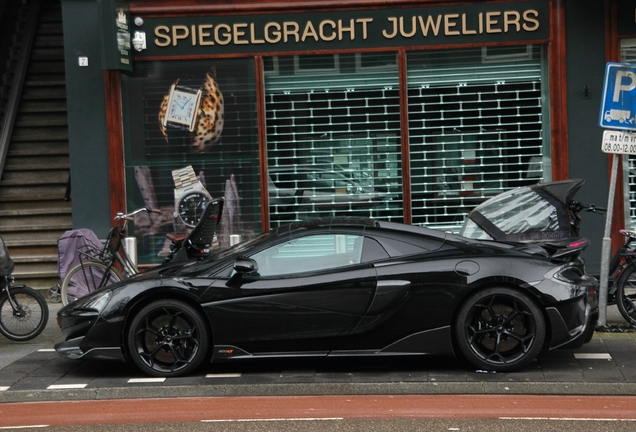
[174,82,199,95]
[172,166,201,193]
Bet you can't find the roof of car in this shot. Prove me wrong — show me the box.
[273,217,448,241]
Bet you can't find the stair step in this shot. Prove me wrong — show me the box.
[26,62,66,75]
[15,113,68,127]
[13,267,59,279]
[4,155,69,170]
[32,49,66,60]
[0,185,69,201]
[0,214,72,231]
[8,142,69,157]
[20,84,66,99]
[11,254,58,264]
[12,278,60,291]
[19,100,67,113]
[1,170,69,185]
[0,200,71,212]
[33,35,64,48]
[10,127,68,141]
[2,230,68,247]
[24,78,66,88]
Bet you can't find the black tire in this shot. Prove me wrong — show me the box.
[454,287,546,372]
[616,264,636,326]
[127,299,209,377]
[0,286,49,341]
[60,262,123,306]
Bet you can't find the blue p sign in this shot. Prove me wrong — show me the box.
[600,63,636,131]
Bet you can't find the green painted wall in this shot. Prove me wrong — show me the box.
[61,0,112,237]
[566,0,609,273]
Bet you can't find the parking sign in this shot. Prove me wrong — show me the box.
[599,63,636,130]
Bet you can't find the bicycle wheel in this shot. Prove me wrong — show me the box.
[60,261,123,306]
[0,286,49,341]
[616,263,636,326]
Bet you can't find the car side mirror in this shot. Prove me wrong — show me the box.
[226,256,258,288]
[234,256,258,274]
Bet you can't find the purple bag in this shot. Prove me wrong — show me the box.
[57,229,106,300]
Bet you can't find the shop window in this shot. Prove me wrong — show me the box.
[294,54,340,73]
[408,45,549,232]
[264,53,403,227]
[121,59,261,264]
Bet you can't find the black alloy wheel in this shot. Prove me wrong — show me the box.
[127,299,209,377]
[455,287,546,372]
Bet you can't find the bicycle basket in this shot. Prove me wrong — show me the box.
[0,236,15,277]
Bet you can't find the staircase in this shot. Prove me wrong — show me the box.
[0,0,71,291]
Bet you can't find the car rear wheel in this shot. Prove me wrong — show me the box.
[455,287,546,372]
[127,299,209,377]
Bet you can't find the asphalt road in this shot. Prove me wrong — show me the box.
[1,301,636,404]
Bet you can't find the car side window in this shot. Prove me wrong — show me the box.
[250,234,363,277]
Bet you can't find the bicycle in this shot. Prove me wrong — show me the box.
[0,235,49,341]
[59,198,224,306]
[59,207,159,306]
[569,201,636,326]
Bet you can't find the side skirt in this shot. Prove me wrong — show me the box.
[211,326,454,361]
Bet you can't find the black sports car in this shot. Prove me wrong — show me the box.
[55,216,598,377]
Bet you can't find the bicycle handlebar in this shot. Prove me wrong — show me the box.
[114,207,161,221]
[568,201,607,216]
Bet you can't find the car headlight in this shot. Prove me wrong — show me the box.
[72,290,113,314]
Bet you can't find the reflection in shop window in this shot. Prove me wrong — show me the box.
[264,46,549,234]
[121,59,261,264]
[408,45,550,232]
[264,53,404,226]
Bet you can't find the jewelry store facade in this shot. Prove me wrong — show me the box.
[60,0,622,269]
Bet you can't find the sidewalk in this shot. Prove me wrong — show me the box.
[1,301,635,403]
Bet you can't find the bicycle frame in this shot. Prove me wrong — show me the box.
[2,276,21,315]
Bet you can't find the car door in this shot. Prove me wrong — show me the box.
[205,233,377,354]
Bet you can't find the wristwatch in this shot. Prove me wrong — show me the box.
[163,82,203,133]
[172,166,212,228]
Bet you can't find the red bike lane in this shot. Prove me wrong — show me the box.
[1,394,636,427]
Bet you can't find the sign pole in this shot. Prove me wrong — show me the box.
[598,153,618,327]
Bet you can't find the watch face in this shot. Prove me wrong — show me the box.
[166,89,200,130]
[177,192,210,227]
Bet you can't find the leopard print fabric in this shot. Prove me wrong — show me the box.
[158,72,225,152]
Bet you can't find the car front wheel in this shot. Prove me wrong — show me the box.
[455,287,546,372]
[127,299,209,377]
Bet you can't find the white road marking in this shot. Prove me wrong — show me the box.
[573,353,612,360]
[205,373,242,378]
[47,384,87,390]
[0,386,9,391]
[37,349,55,352]
[202,418,343,422]
[0,426,49,430]
[500,417,636,421]
[127,377,166,383]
